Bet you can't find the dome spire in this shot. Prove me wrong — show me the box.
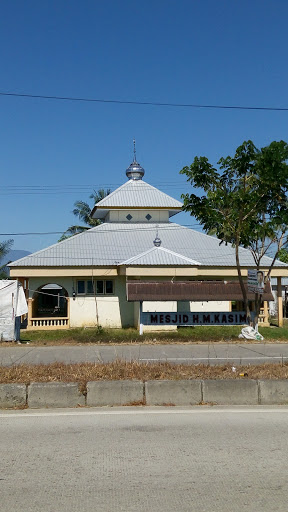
[126,139,145,180]
[133,139,137,162]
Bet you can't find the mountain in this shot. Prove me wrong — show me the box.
[1,250,31,277]
[3,250,31,264]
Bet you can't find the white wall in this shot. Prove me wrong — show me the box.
[28,275,134,328]
[188,301,230,312]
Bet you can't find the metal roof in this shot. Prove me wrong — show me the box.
[9,222,288,269]
[91,179,183,218]
[120,246,201,266]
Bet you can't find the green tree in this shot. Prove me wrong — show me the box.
[0,239,13,278]
[59,189,111,241]
[278,248,288,264]
[180,140,288,328]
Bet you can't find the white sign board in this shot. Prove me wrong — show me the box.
[247,270,265,294]
[141,311,247,326]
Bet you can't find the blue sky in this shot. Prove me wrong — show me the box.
[1,0,288,254]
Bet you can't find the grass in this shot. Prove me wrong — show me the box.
[1,360,288,384]
[15,325,288,345]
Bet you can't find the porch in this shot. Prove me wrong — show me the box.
[26,284,70,330]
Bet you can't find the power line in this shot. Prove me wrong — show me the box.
[1,224,287,239]
[0,183,190,195]
[0,91,288,112]
[0,224,203,236]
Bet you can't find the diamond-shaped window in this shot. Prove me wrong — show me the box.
[126,214,133,221]
[145,214,152,221]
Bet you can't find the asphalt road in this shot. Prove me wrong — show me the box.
[1,406,288,511]
[1,342,288,366]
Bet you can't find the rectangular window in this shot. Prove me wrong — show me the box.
[76,279,114,295]
[77,280,85,294]
[96,280,104,294]
[105,280,113,294]
[87,280,94,294]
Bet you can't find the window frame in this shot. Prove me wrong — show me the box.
[76,279,114,296]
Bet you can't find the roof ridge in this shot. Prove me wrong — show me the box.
[120,246,158,265]
[156,246,202,264]
[93,179,183,209]
[120,245,201,266]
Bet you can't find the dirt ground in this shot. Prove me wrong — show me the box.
[1,360,288,384]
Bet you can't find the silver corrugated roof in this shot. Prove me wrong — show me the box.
[120,246,202,266]
[92,180,183,212]
[9,222,288,269]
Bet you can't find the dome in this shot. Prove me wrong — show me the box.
[126,140,145,180]
[126,160,145,180]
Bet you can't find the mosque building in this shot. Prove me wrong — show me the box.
[9,151,287,330]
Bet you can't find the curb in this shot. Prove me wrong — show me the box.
[1,379,288,409]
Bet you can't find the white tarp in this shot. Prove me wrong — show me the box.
[0,280,28,341]
[238,326,264,341]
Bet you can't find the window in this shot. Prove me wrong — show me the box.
[76,280,114,295]
[96,280,104,294]
[87,280,94,294]
[105,280,113,294]
[77,281,85,294]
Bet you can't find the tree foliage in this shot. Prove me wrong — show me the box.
[59,189,111,241]
[0,239,13,279]
[278,248,288,264]
[180,140,288,326]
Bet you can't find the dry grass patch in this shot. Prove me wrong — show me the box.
[1,360,288,385]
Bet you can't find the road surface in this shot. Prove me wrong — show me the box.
[1,406,288,511]
[1,342,288,366]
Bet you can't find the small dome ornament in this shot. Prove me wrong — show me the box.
[153,236,162,247]
[153,226,161,247]
[126,139,145,180]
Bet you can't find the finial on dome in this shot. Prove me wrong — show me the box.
[126,140,145,180]
[133,139,137,162]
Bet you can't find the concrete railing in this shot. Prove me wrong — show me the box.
[1,379,288,409]
[28,317,69,330]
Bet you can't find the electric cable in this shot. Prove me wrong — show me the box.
[1,91,288,112]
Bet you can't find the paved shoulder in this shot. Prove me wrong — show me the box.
[1,342,288,366]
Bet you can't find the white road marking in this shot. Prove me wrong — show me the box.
[138,356,287,362]
[1,406,288,418]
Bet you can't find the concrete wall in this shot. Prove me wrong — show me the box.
[3,379,288,408]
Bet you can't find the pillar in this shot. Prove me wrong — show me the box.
[28,298,33,327]
[139,301,143,335]
[263,300,269,327]
[277,277,283,328]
